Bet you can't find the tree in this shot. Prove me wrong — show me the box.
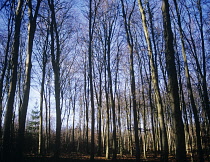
[87,0,100,160]
[2,0,24,161]
[196,0,210,123]
[0,0,14,142]
[161,0,186,161]
[27,102,40,133]
[120,0,140,160]
[138,0,168,161]
[173,0,204,161]
[48,0,62,158]
[17,0,41,160]
[89,0,95,159]
[37,26,49,155]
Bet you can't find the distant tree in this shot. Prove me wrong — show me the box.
[27,101,40,134]
[25,101,40,154]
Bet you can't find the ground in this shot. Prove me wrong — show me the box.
[22,153,179,162]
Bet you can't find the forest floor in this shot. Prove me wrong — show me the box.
[21,151,210,161]
[22,152,182,162]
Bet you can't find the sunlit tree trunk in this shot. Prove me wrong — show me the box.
[138,1,168,161]
[105,64,110,159]
[38,26,49,156]
[84,60,89,153]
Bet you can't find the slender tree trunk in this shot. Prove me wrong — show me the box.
[107,34,117,161]
[138,1,168,161]
[89,0,95,160]
[105,66,110,159]
[38,27,49,156]
[17,0,41,160]
[48,0,62,158]
[72,102,75,152]
[38,57,45,155]
[2,1,23,161]
[0,11,13,141]
[120,0,140,160]
[197,0,210,123]
[173,0,204,161]
[97,71,102,156]
[161,0,186,161]
[84,62,89,153]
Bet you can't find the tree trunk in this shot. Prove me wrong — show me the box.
[173,0,204,161]
[138,1,168,161]
[197,0,210,123]
[105,66,110,159]
[120,0,140,160]
[2,0,23,161]
[0,13,12,142]
[48,0,62,158]
[17,0,41,160]
[161,0,186,161]
[97,70,102,156]
[89,0,95,160]
[38,26,49,156]
[107,31,117,161]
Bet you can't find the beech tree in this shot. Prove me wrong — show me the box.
[138,1,168,160]
[2,0,24,161]
[162,0,186,161]
[17,0,41,160]
[120,0,140,160]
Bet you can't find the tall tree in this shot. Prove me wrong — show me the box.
[173,0,204,161]
[2,0,24,161]
[0,1,14,141]
[88,0,96,160]
[138,0,168,161]
[161,0,186,161]
[120,0,140,160]
[196,0,210,123]
[48,0,62,158]
[38,27,49,155]
[17,0,41,160]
